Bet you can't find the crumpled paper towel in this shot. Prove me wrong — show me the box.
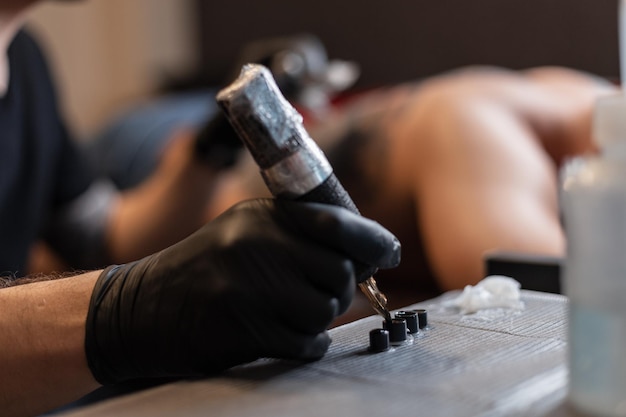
[444,275,525,314]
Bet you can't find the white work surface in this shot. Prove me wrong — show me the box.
[58,290,584,417]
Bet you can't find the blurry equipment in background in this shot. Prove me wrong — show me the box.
[196,0,619,87]
[229,34,360,117]
[484,251,561,294]
[193,34,359,170]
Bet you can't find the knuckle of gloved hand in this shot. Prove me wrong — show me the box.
[337,257,355,276]
[315,258,355,293]
[336,286,354,315]
[303,332,332,360]
[351,220,401,269]
[276,292,336,334]
[305,299,340,333]
[314,208,401,269]
[284,332,331,361]
[234,198,274,212]
[288,201,346,233]
[369,231,402,269]
[221,199,276,230]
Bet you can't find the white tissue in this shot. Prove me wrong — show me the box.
[445,275,525,314]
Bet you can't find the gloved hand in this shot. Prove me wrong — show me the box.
[85,199,400,385]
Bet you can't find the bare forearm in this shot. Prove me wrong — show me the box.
[0,272,101,417]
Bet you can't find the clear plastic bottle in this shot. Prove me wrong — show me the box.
[561,94,626,417]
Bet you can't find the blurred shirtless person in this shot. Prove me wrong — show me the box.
[32,64,616,317]
[200,66,616,314]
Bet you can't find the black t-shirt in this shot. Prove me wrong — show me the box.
[0,30,94,277]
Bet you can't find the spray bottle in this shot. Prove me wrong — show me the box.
[561,2,626,415]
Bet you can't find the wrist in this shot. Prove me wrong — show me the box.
[0,272,101,416]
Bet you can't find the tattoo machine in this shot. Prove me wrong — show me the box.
[216,63,392,322]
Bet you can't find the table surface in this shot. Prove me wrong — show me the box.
[56,290,587,417]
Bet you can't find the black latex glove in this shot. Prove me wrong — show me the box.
[85,199,400,385]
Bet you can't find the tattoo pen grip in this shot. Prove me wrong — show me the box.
[216,64,389,319]
[295,173,378,281]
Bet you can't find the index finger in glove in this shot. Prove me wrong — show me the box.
[275,201,401,270]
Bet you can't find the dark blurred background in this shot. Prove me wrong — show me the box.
[193,0,619,89]
[28,0,620,138]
